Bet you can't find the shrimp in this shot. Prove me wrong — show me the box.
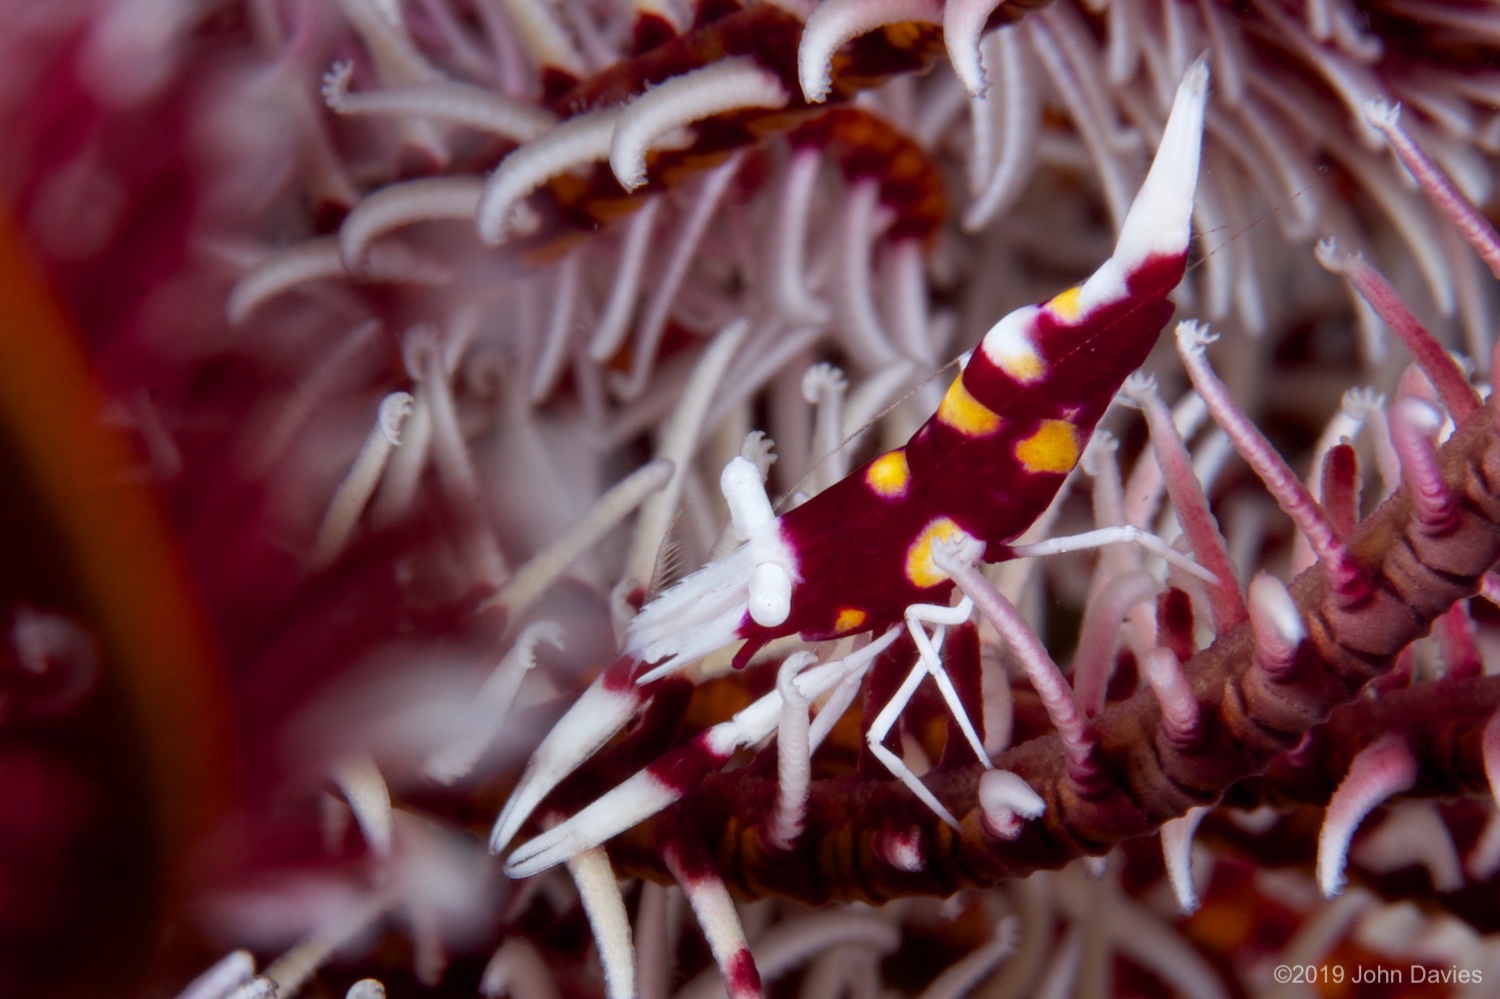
[490,58,1211,872]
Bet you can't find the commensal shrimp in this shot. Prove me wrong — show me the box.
[490,59,1213,879]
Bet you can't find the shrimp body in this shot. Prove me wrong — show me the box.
[746,250,1184,650]
[493,59,1209,862]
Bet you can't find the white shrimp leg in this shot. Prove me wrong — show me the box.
[864,592,989,830]
[904,596,991,764]
[505,630,900,878]
[1009,525,1218,583]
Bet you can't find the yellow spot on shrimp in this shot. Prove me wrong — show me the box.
[1048,285,1083,321]
[834,608,867,632]
[937,378,1002,437]
[1015,420,1081,474]
[865,450,911,498]
[905,517,966,588]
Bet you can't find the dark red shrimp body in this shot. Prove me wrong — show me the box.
[746,248,1187,653]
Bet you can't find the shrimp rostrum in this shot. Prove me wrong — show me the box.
[492,61,1212,878]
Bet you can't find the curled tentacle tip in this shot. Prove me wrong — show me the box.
[801,361,847,402]
[322,60,355,109]
[377,391,415,445]
[518,618,567,655]
[477,110,618,245]
[796,4,838,103]
[798,69,832,105]
[611,57,785,192]
[798,0,942,104]
[877,828,925,871]
[943,0,1000,97]
[400,323,443,377]
[1174,319,1218,354]
[1079,430,1118,476]
[1314,236,1350,270]
[609,161,648,194]
[979,769,1045,840]
[932,531,985,573]
[1119,371,1158,404]
[775,650,817,697]
[1364,97,1400,128]
[740,430,777,472]
[475,200,539,247]
[1341,386,1385,420]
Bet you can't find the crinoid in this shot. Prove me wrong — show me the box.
[9,1,1500,998]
